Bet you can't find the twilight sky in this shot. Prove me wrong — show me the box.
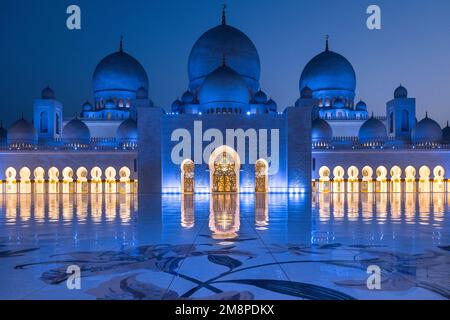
[0,0,449,127]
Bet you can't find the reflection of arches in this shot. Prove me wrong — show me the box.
[255,193,269,229]
[90,167,102,194]
[34,167,45,193]
[5,167,17,194]
[418,166,431,193]
[62,167,74,194]
[76,167,88,193]
[332,166,345,193]
[181,159,194,194]
[433,166,445,193]
[405,166,416,193]
[119,166,131,194]
[255,159,268,193]
[318,166,330,193]
[19,167,31,194]
[181,194,194,228]
[390,166,402,193]
[347,166,359,193]
[209,146,240,193]
[105,167,117,193]
[361,166,373,192]
[209,194,240,239]
[48,167,60,193]
[376,166,388,192]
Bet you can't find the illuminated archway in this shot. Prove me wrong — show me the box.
[181,159,194,194]
[433,166,445,193]
[33,167,45,193]
[90,167,103,194]
[48,167,60,194]
[347,166,359,193]
[318,166,331,193]
[255,159,269,193]
[332,166,345,193]
[119,166,131,194]
[76,167,88,193]
[390,166,402,193]
[404,166,416,193]
[208,146,240,193]
[361,166,373,192]
[62,167,74,194]
[19,167,31,194]
[105,167,117,194]
[5,167,17,194]
[418,166,431,193]
[376,166,388,192]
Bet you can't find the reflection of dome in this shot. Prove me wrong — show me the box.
[394,85,408,99]
[312,119,333,143]
[63,118,91,145]
[411,115,442,144]
[188,19,260,93]
[7,118,38,145]
[181,90,194,104]
[300,47,356,95]
[300,86,313,99]
[358,117,387,144]
[199,64,250,105]
[116,118,137,145]
[443,122,450,144]
[41,86,55,99]
[82,101,93,111]
[93,45,148,99]
[355,100,367,111]
[254,90,267,104]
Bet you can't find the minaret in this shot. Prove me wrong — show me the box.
[33,86,63,143]
[386,84,416,142]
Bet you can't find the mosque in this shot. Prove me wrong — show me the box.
[0,9,449,196]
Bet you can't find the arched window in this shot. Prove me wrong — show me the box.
[40,111,49,133]
[401,110,409,132]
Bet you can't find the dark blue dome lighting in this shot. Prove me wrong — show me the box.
[188,23,260,94]
[299,49,356,100]
[394,85,408,99]
[93,48,148,102]
[312,118,333,143]
[7,118,38,145]
[116,118,137,145]
[63,118,91,145]
[199,64,250,107]
[358,117,387,145]
[411,115,442,145]
[356,100,367,111]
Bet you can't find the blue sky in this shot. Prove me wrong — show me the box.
[0,0,449,126]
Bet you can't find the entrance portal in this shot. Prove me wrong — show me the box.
[209,146,240,193]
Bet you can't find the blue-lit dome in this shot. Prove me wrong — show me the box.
[93,46,148,100]
[116,118,137,145]
[300,86,313,99]
[199,64,250,105]
[266,98,277,112]
[188,22,260,93]
[136,86,148,99]
[355,100,367,111]
[254,90,267,104]
[82,101,93,111]
[300,48,356,96]
[411,115,442,144]
[443,122,450,144]
[394,85,408,99]
[63,118,91,145]
[171,99,182,112]
[312,118,333,143]
[358,117,387,145]
[41,86,55,99]
[181,90,194,104]
[7,118,38,145]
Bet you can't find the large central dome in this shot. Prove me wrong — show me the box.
[188,17,260,94]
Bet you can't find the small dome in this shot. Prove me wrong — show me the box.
[82,101,93,111]
[41,86,55,99]
[7,118,38,145]
[266,98,277,112]
[355,100,367,111]
[394,85,408,99]
[136,86,148,99]
[116,118,137,145]
[442,122,450,144]
[411,115,442,144]
[254,90,267,104]
[333,98,345,109]
[199,64,250,105]
[358,117,387,145]
[104,98,116,109]
[171,99,182,111]
[63,118,91,145]
[300,86,313,99]
[181,90,194,104]
[312,118,333,143]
